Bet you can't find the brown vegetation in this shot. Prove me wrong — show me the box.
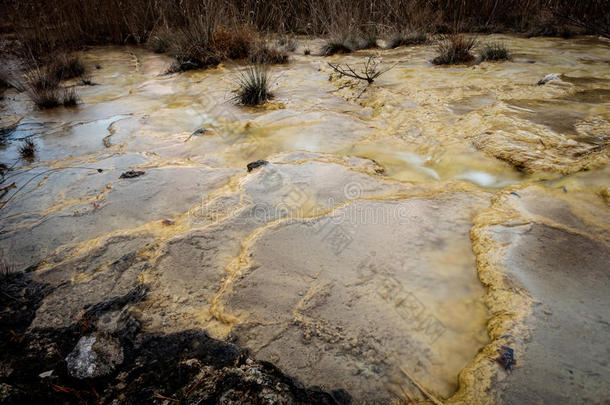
[432,35,477,65]
[3,0,606,60]
[166,20,253,73]
[249,42,289,64]
[2,0,610,45]
[0,1,606,76]
[23,67,62,108]
[49,53,86,81]
[23,65,80,109]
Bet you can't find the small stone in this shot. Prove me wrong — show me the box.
[66,334,124,379]
[119,170,145,179]
[247,160,268,172]
[39,370,54,378]
[192,128,207,136]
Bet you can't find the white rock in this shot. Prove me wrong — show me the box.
[65,334,124,379]
[537,73,562,85]
[39,370,54,378]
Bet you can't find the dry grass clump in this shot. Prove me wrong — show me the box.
[320,38,353,56]
[432,35,476,65]
[479,42,511,61]
[348,27,379,50]
[49,53,86,80]
[167,21,253,73]
[320,24,382,55]
[249,42,289,64]
[386,31,429,49]
[345,37,377,51]
[212,26,252,60]
[62,87,80,106]
[17,52,85,108]
[24,66,80,109]
[233,65,272,106]
[166,19,219,72]
[24,67,62,108]
[278,37,298,52]
[25,86,62,109]
[19,138,37,160]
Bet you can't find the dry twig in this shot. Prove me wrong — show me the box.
[328,56,396,84]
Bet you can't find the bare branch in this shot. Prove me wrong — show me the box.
[328,56,397,84]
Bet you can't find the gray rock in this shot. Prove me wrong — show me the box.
[65,334,124,379]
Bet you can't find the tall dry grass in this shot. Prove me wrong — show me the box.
[5,0,607,44]
[1,0,607,67]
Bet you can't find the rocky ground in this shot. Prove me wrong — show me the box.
[0,273,351,404]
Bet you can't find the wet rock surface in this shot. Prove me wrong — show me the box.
[219,193,489,401]
[0,35,609,403]
[470,186,610,405]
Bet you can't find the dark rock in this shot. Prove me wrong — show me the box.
[192,128,207,136]
[496,346,516,370]
[247,160,268,172]
[119,170,145,179]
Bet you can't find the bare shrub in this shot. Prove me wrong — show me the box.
[328,56,396,84]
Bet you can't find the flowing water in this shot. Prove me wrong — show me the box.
[0,35,608,403]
